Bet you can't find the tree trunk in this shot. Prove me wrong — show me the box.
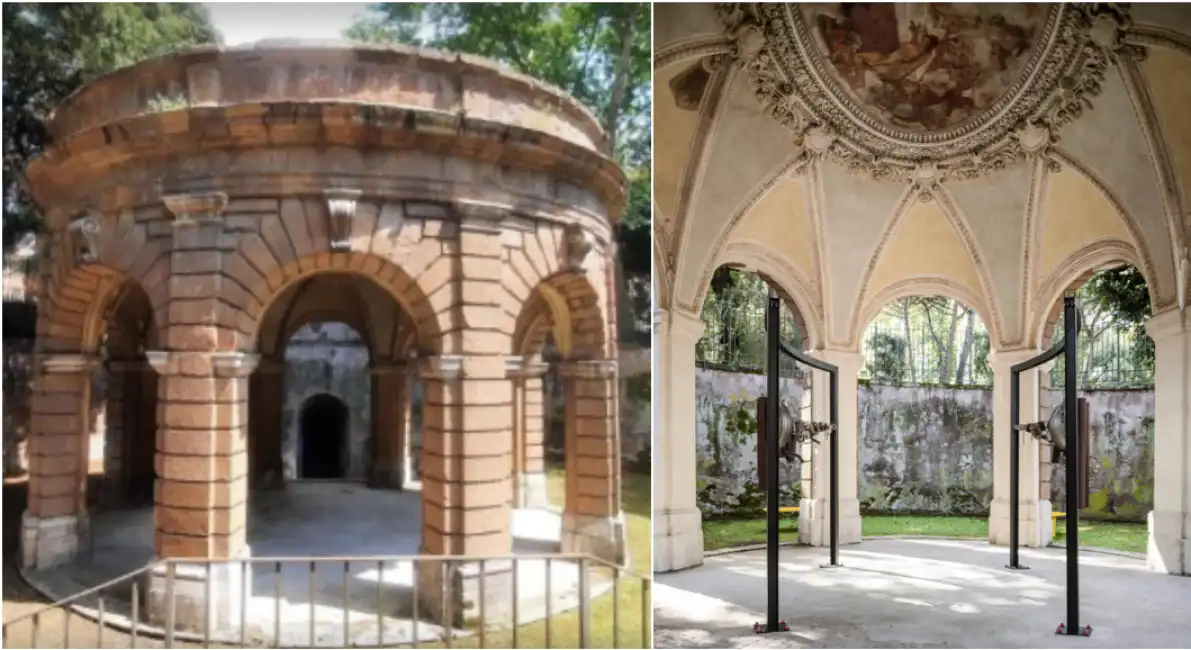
[954,307,976,384]
[902,299,916,384]
[601,5,637,156]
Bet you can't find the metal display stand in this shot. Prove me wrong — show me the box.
[1007,296,1092,636]
[753,290,840,635]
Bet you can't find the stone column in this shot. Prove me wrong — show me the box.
[248,358,285,489]
[988,348,1046,547]
[146,350,257,632]
[652,308,705,572]
[22,353,98,570]
[1146,309,1190,575]
[799,349,863,547]
[506,355,550,509]
[559,358,626,564]
[369,360,409,489]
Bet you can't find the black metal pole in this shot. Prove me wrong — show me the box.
[1008,369,1024,569]
[1062,296,1082,635]
[829,367,839,567]
[765,289,781,633]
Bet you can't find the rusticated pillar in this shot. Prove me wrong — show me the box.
[989,348,1047,548]
[559,358,626,564]
[369,359,409,489]
[22,353,99,569]
[507,355,550,509]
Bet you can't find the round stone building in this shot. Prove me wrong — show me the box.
[19,41,626,632]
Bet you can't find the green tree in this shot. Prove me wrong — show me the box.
[3,3,219,247]
[346,3,651,335]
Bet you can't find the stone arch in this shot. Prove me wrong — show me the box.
[1030,240,1150,348]
[856,278,999,355]
[709,240,823,351]
[512,271,607,360]
[245,251,441,356]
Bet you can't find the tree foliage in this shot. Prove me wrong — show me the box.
[2,3,219,247]
[346,3,652,335]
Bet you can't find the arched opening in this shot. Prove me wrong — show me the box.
[298,393,349,479]
[694,266,807,550]
[1039,263,1154,546]
[856,295,993,519]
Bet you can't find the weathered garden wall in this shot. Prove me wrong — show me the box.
[696,368,1156,521]
[695,367,804,515]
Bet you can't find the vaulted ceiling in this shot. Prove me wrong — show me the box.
[655,2,1191,351]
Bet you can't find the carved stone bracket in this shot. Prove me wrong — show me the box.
[563,222,594,271]
[162,192,228,225]
[41,353,98,375]
[714,3,1132,183]
[67,214,101,263]
[558,359,617,381]
[418,355,463,381]
[324,189,362,249]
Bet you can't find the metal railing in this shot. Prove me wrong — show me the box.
[3,553,651,649]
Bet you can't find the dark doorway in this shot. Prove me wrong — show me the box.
[299,394,348,479]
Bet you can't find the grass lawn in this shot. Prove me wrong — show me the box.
[703,513,1147,555]
[1055,519,1148,554]
[443,465,651,648]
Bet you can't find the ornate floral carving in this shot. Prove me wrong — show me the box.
[67,213,101,262]
[714,3,1138,185]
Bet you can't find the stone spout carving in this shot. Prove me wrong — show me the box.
[67,214,101,263]
[324,189,363,250]
[563,222,594,270]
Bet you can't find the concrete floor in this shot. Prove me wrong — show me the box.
[24,483,605,646]
[654,539,1191,649]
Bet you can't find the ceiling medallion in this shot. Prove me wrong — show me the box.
[716,3,1144,184]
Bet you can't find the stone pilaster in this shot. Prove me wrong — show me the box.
[558,358,625,564]
[249,358,285,489]
[798,349,863,547]
[506,355,550,509]
[22,353,98,570]
[146,349,258,632]
[652,308,705,572]
[988,348,1047,548]
[1146,309,1190,575]
[369,360,410,489]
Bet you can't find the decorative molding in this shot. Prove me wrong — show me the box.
[1178,245,1189,313]
[654,35,734,70]
[210,351,261,378]
[41,353,97,374]
[714,3,1140,186]
[162,191,228,224]
[454,199,508,234]
[558,359,618,380]
[66,214,101,263]
[505,355,549,378]
[418,355,463,381]
[323,188,362,249]
[1125,24,1191,60]
[369,360,410,376]
[563,222,594,271]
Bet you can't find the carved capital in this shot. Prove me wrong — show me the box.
[418,355,463,381]
[162,192,228,225]
[563,223,594,270]
[67,214,101,263]
[41,353,98,375]
[145,350,260,377]
[558,359,617,381]
[324,188,363,250]
[505,355,550,378]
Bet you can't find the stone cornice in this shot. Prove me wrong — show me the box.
[26,102,625,227]
[162,192,228,223]
[40,353,98,374]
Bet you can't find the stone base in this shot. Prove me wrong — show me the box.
[517,472,550,509]
[21,512,86,570]
[1147,509,1189,575]
[562,512,626,565]
[798,497,861,547]
[146,547,251,634]
[414,557,516,627]
[1039,499,1054,546]
[988,498,1046,547]
[653,508,703,572]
